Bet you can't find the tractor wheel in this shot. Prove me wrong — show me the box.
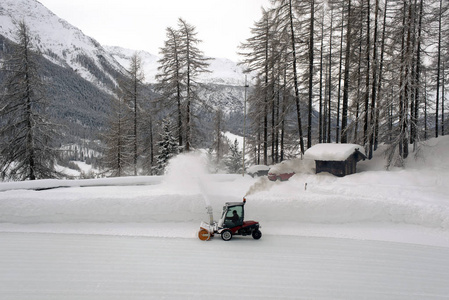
[198,228,211,241]
[252,229,262,240]
[221,229,233,241]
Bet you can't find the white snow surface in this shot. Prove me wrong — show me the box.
[305,143,365,161]
[224,131,244,149]
[1,138,449,299]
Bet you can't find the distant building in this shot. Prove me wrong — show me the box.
[304,144,367,177]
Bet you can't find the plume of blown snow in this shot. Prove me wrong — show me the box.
[162,152,214,212]
[163,152,208,192]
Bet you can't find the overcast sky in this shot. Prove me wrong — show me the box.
[38,0,271,62]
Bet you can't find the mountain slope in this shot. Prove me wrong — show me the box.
[0,0,250,147]
[0,34,112,144]
[0,0,125,92]
[105,45,249,136]
[0,0,123,144]
[105,45,248,86]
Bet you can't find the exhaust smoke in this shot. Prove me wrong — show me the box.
[244,177,275,198]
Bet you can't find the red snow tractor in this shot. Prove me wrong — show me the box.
[198,198,262,241]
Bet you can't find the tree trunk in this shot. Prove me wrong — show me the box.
[354,12,364,144]
[133,71,138,176]
[341,0,352,144]
[319,12,325,143]
[24,36,36,180]
[443,62,445,136]
[289,0,305,154]
[185,38,192,152]
[307,0,315,149]
[327,10,334,143]
[374,0,389,150]
[363,0,371,149]
[435,0,442,138]
[368,0,380,158]
[336,6,345,143]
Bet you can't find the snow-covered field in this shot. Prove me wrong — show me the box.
[1,137,449,299]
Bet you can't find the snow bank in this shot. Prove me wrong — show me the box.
[224,131,244,150]
[0,176,162,192]
[246,173,449,230]
[1,137,449,247]
[0,153,242,225]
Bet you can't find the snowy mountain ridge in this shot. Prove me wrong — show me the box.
[0,0,247,90]
[105,45,248,86]
[0,0,124,93]
[0,0,249,139]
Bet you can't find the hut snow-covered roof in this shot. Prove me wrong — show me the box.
[304,143,365,161]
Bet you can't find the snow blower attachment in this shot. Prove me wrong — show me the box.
[198,198,262,241]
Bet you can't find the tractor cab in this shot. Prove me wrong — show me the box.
[218,201,245,229]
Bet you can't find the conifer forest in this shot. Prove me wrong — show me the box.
[0,0,448,180]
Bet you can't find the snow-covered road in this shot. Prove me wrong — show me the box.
[1,232,448,300]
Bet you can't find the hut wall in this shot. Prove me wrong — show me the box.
[315,155,358,177]
[315,160,345,176]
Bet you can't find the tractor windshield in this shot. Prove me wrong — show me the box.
[223,205,243,228]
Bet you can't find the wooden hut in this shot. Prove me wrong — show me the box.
[304,144,366,177]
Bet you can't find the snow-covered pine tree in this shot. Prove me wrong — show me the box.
[121,52,145,176]
[225,139,243,174]
[0,21,61,180]
[153,118,179,175]
[102,89,134,177]
[156,20,210,153]
[155,27,185,148]
[177,18,211,151]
